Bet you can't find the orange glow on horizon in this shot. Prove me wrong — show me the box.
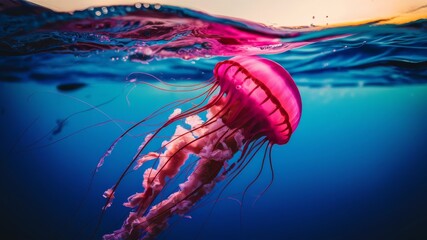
[28,0,426,27]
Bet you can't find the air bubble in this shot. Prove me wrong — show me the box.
[95,11,101,16]
[143,3,150,8]
[99,35,110,42]
[135,3,142,9]
[154,4,161,10]
[102,7,108,14]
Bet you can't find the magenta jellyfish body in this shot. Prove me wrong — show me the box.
[101,56,302,240]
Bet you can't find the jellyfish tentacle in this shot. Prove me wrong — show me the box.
[238,142,270,225]
[179,135,266,240]
[22,93,120,153]
[146,98,236,183]
[147,95,232,158]
[147,124,227,185]
[130,78,207,93]
[253,143,276,206]
[124,125,198,217]
[128,72,215,90]
[98,82,220,171]
[201,137,268,220]
[215,138,268,202]
[100,91,226,214]
[241,141,270,203]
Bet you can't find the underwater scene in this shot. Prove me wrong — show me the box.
[1,0,427,239]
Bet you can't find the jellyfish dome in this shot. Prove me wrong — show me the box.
[101,56,302,240]
[214,56,302,144]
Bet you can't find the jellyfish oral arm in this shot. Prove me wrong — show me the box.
[104,112,244,240]
[130,156,228,239]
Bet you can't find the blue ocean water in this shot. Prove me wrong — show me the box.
[1,1,427,240]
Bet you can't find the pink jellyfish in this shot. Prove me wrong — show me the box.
[101,55,302,240]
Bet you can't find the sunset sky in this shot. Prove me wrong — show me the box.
[29,0,426,26]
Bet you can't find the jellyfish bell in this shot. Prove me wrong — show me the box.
[213,56,302,144]
[100,55,302,240]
